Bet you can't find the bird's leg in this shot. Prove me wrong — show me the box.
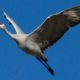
[37,58,48,69]
[45,61,55,75]
[37,58,55,75]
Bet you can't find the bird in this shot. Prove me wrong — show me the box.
[0,6,80,75]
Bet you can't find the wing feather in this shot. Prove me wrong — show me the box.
[28,6,80,52]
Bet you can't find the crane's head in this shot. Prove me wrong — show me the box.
[0,23,6,30]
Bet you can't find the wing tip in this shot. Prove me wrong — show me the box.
[2,10,8,19]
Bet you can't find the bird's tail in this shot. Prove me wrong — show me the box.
[37,58,55,75]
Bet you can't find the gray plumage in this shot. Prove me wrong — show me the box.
[0,6,80,75]
[28,6,80,52]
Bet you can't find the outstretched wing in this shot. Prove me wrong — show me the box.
[28,6,80,52]
[3,11,24,34]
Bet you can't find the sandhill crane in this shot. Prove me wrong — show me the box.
[0,6,80,75]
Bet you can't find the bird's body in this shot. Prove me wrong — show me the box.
[12,33,46,61]
[0,6,80,75]
[19,36,45,60]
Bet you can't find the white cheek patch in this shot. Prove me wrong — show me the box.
[0,24,5,29]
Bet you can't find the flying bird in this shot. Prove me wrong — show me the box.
[0,6,80,75]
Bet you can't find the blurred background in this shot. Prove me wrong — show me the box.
[0,0,80,80]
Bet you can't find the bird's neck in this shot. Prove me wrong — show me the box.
[3,28,16,39]
[13,34,28,44]
[2,27,28,45]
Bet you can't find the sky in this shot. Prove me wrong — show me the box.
[0,0,80,80]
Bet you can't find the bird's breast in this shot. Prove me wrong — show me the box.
[19,40,42,56]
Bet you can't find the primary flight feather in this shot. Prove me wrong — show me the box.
[0,6,80,75]
[28,6,80,52]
